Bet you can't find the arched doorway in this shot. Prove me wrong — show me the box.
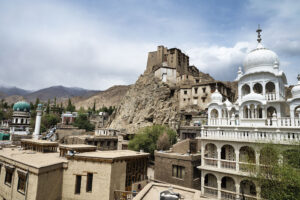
[240,180,257,197]
[221,176,236,199]
[204,173,218,197]
[253,83,263,94]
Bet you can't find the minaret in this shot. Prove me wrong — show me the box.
[256,24,262,43]
[33,104,43,140]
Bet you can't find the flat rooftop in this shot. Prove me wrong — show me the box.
[0,148,66,169]
[59,144,96,149]
[74,150,149,159]
[133,182,210,200]
[21,139,58,146]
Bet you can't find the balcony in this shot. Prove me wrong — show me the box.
[204,157,218,167]
[265,92,276,101]
[221,160,236,170]
[204,186,218,198]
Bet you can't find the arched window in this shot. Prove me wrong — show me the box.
[221,176,236,192]
[240,180,257,196]
[210,109,219,118]
[204,173,217,188]
[221,144,235,160]
[240,146,255,163]
[253,83,263,94]
[267,106,277,118]
[242,84,250,96]
[205,143,217,158]
[266,82,275,93]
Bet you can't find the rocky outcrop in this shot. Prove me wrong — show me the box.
[72,85,130,110]
[109,73,179,133]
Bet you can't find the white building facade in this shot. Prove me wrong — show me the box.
[199,28,300,200]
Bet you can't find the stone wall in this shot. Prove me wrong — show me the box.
[154,151,201,190]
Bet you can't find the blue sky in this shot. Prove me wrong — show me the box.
[0,0,299,90]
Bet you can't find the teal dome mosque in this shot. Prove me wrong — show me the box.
[13,101,31,112]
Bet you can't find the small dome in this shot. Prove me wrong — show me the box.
[291,76,300,98]
[13,101,30,112]
[211,89,223,103]
[224,98,232,107]
[243,43,279,73]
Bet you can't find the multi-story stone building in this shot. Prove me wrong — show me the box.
[0,140,149,200]
[198,28,300,200]
[146,45,235,126]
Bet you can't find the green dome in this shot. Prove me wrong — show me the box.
[13,101,30,112]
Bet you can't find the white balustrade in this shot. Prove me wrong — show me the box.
[204,186,218,197]
[204,158,218,167]
[265,92,276,101]
[221,160,236,170]
[221,190,236,200]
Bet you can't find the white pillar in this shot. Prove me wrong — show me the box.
[201,172,204,195]
[33,105,43,140]
[235,183,240,199]
[217,148,221,169]
[235,150,240,171]
[217,179,221,199]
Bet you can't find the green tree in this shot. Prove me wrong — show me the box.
[73,114,95,131]
[34,98,40,109]
[66,98,75,112]
[46,99,50,114]
[92,100,96,112]
[250,144,300,200]
[128,125,177,158]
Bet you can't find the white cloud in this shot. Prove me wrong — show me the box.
[186,42,252,81]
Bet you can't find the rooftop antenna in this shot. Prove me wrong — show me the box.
[297,74,300,81]
[256,24,262,43]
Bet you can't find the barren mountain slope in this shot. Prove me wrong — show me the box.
[109,73,179,133]
[73,85,130,110]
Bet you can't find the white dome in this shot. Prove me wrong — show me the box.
[224,99,232,107]
[291,79,300,98]
[211,89,222,103]
[243,43,279,73]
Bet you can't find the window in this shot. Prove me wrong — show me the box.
[202,87,206,93]
[5,168,13,186]
[184,90,187,95]
[17,173,26,194]
[172,165,185,179]
[75,175,82,194]
[194,88,198,94]
[202,97,206,103]
[195,79,199,83]
[107,141,111,147]
[86,173,93,192]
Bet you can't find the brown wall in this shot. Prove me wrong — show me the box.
[154,152,201,190]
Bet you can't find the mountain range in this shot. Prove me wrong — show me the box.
[0,85,100,104]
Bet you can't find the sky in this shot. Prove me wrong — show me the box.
[0,0,300,90]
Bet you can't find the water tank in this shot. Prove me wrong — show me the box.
[160,190,180,200]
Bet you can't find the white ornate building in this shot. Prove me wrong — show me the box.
[9,101,31,135]
[199,27,300,200]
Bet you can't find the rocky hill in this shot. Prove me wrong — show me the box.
[72,85,130,110]
[109,73,179,133]
[0,86,30,96]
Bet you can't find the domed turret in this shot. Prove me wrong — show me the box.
[211,88,222,103]
[13,101,30,112]
[243,26,279,73]
[291,75,300,98]
[243,44,279,73]
[224,98,232,107]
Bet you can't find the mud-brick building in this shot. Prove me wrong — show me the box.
[154,139,201,190]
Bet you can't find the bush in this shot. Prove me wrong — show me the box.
[73,114,95,131]
[128,125,177,158]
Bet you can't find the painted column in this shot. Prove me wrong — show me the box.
[33,104,43,140]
